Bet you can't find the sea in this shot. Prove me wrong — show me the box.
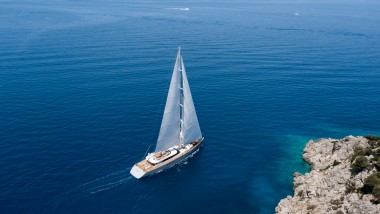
[0,0,379,213]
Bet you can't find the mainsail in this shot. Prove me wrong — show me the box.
[155,51,181,152]
[155,48,202,152]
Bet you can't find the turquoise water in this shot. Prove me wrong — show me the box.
[1,0,380,213]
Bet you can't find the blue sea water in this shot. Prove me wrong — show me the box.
[1,0,380,213]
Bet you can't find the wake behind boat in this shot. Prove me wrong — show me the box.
[130,48,204,179]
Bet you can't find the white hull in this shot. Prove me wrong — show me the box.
[130,138,203,179]
[131,48,203,179]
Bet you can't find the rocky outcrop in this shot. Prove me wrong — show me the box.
[276,136,380,214]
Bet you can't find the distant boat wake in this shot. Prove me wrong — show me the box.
[166,7,190,11]
[49,167,133,212]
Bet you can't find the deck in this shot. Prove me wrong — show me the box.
[135,140,202,173]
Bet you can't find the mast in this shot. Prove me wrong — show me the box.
[154,49,181,152]
[155,47,201,152]
[181,50,202,145]
[179,47,185,146]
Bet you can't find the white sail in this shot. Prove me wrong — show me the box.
[180,57,202,145]
[155,51,181,152]
[130,48,204,179]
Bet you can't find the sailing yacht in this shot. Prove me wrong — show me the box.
[130,48,204,179]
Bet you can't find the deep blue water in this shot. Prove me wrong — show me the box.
[1,0,380,213]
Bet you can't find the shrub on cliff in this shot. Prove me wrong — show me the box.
[351,156,369,172]
[365,136,380,141]
[365,136,380,148]
[361,172,380,194]
[373,185,380,200]
[372,148,380,157]
[351,148,372,163]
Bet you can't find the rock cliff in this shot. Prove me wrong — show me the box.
[276,136,380,214]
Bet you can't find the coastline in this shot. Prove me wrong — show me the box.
[276,136,380,214]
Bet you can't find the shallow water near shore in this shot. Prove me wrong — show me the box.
[1,0,380,213]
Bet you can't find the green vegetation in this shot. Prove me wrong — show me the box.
[372,148,380,157]
[351,156,369,172]
[348,136,380,203]
[351,147,371,163]
[361,173,380,193]
[361,172,380,202]
[373,157,380,171]
[323,136,380,203]
[373,185,380,199]
[365,136,380,149]
[365,136,380,141]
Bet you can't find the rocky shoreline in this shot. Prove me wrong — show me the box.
[276,136,380,214]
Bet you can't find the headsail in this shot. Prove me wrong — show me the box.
[155,51,181,152]
[131,48,204,179]
[180,56,202,145]
[155,48,202,152]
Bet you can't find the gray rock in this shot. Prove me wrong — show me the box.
[276,136,380,214]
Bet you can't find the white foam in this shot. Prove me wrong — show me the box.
[89,176,132,194]
[167,7,190,11]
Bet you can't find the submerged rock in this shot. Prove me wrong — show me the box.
[276,136,380,214]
